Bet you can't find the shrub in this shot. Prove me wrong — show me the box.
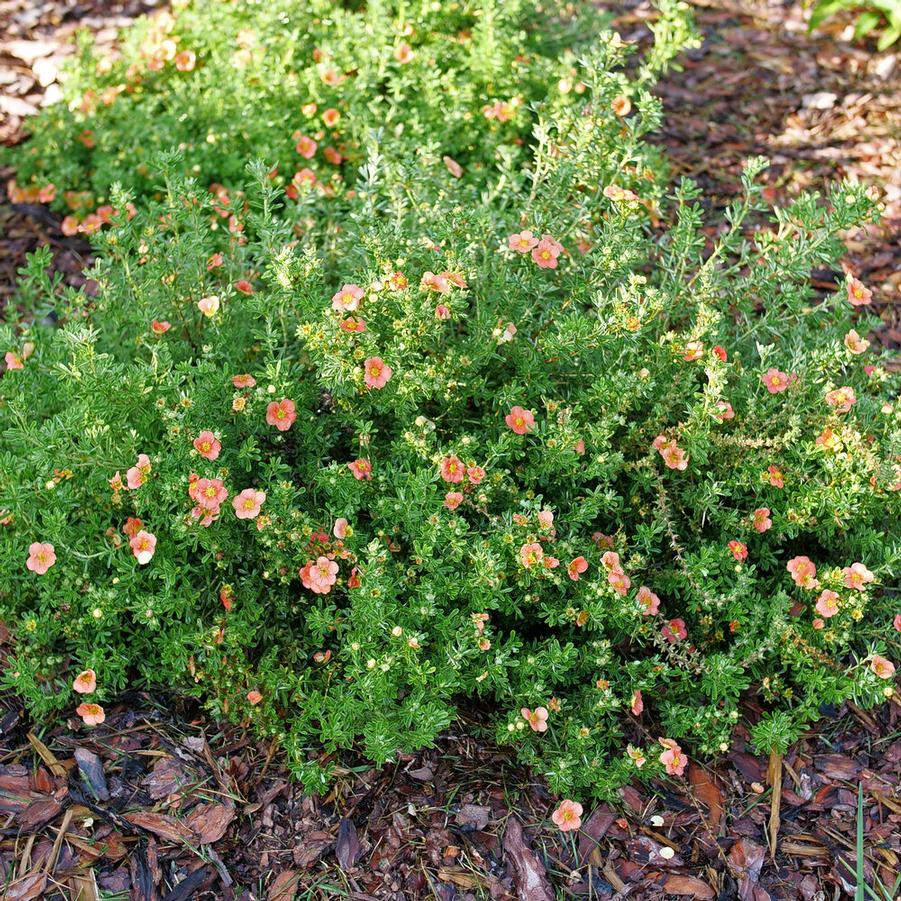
[2,7,899,800]
[810,0,901,49]
[5,0,694,236]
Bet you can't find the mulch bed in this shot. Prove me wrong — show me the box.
[1,1,900,898]
[1,690,900,899]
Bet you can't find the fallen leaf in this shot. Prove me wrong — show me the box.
[455,803,490,830]
[143,756,190,800]
[336,816,361,871]
[18,795,63,830]
[689,763,724,829]
[502,816,553,901]
[665,874,715,899]
[268,870,300,900]
[75,747,110,801]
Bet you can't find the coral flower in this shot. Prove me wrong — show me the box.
[568,556,588,581]
[662,618,687,642]
[636,585,660,616]
[728,540,748,562]
[26,542,56,574]
[266,398,297,431]
[521,706,549,732]
[654,436,688,471]
[847,276,872,307]
[508,230,539,253]
[531,235,563,269]
[815,589,839,618]
[331,283,364,312]
[825,386,856,413]
[871,655,895,679]
[333,518,349,539]
[608,569,631,596]
[520,543,544,567]
[552,800,583,832]
[340,317,366,333]
[843,562,874,590]
[444,491,464,510]
[752,508,772,533]
[762,368,791,394]
[440,455,465,483]
[307,556,339,594]
[322,108,340,127]
[193,430,221,461]
[235,280,254,295]
[73,669,97,694]
[76,703,105,726]
[434,304,451,320]
[348,458,372,481]
[683,341,704,362]
[233,488,266,520]
[363,356,392,389]
[764,465,785,488]
[631,690,644,716]
[894,614,901,633]
[787,556,818,590]
[130,530,157,565]
[467,466,485,484]
[505,406,535,435]
[844,329,870,354]
[126,453,152,490]
[247,690,263,706]
[295,135,317,159]
[174,50,196,72]
[232,373,256,388]
[151,320,172,335]
[659,738,687,776]
[395,42,414,63]
[197,295,220,317]
[716,401,735,421]
[190,477,228,511]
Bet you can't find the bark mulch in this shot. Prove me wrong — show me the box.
[1,690,899,899]
[1,1,900,898]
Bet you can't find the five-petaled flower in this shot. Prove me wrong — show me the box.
[193,430,221,461]
[441,454,465,483]
[520,543,544,567]
[847,276,872,307]
[762,368,792,394]
[26,542,56,574]
[521,706,549,732]
[505,406,534,435]
[843,562,874,590]
[332,283,364,312]
[130,530,157,565]
[363,357,392,389]
[73,669,97,694]
[870,655,895,679]
[233,488,266,520]
[266,398,297,431]
[76,703,106,726]
[658,738,687,776]
[531,235,563,269]
[551,800,583,832]
[815,590,839,618]
[568,556,588,581]
[348,458,372,480]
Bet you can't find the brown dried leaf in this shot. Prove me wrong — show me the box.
[143,756,190,800]
[689,763,724,829]
[268,870,300,901]
[456,803,491,830]
[336,816,361,871]
[18,795,63,830]
[665,875,716,899]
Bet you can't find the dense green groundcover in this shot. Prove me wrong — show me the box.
[1,0,899,800]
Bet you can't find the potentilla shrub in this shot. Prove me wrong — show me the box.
[2,62,899,798]
[5,0,695,240]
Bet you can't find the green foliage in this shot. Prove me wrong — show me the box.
[5,0,697,234]
[1,0,899,801]
[809,0,901,49]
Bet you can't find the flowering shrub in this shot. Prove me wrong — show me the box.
[5,0,694,238]
[2,8,900,801]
